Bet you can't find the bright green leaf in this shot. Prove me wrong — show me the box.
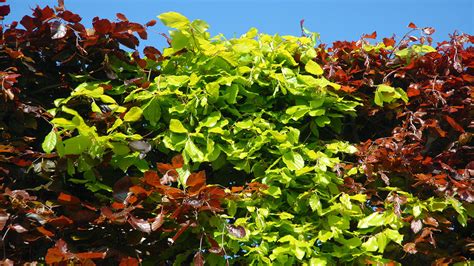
[158,12,190,29]
[42,129,57,153]
[282,151,305,171]
[123,107,143,122]
[169,119,188,133]
[305,60,324,75]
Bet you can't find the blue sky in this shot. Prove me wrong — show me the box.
[5,0,473,49]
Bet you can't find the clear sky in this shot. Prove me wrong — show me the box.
[4,0,473,49]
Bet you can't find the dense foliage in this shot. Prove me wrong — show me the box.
[0,1,472,265]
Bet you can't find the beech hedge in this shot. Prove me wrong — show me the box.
[0,2,472,265]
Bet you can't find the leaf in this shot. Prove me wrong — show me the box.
[265,186,282,198]
[158,12,190,29]
[227,224,246,238]
[75,252,106,260]
[0,5,11,16]
[170,119,188,133]
[186,170,206,188]
[193,252,204,266]
[93,18,112,34]
[403,242,417,254]
[143,98,161,126]
[357,212,385,228]
[185,138,204,161]
[34,224,53,238]
[422,27,435,35]
[58,192,81,205]
[172,154,184,168]
[51,22,67,39]
[408,22,417,29]
[282,151,305,171]
[63,135,91,155]
[116,13,128,21]
[120,257,139,266]
[42,129,57,153]
[361,236,378,252]
[363,31,377,39]
[305,60,324,76]
[124,107,143,122]
[309,194,322,214]
[411,219,423,233]
[128,140,152,153]
[444,115,464,132]
[45,247,66,264]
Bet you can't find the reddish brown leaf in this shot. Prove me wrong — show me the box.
[59,10,81,23]
[145,19,157,27]
[47,215,74,228]
[75,252,106,260]
[162,187,185,199]
[156,163,174,174]
[20,15,35,31]
[116,13,128,22]
[186,171,206,189]
[143,170,161,187]
[383,37,396,47]
[129,185,148,196]
[363,31,377,39]
[407,87,420,97]
[403,242,417,254]
[111,202,125,210]
[45,247,66,264]
[0,4,10,16]
[46,239,71,264]
[341,85,357,93]
[58,192,81,205]
[120,257,139,266]
[408,22,417,29]
[444,115,464,132]
[193,252,204,266]
[172,154,184,168]
[93,18,112,34]
[423,217,439,227]
[231,186,244,193]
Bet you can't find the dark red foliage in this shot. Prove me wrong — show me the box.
[316,28,473,264]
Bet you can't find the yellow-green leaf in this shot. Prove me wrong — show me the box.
[169,119,188,133]
[158,12,190,29]
[305,60,324,76]
[123,107,143,122]
[42,129,57,153]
